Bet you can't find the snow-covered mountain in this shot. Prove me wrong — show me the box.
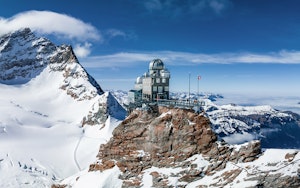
[1,28,299,188]
[0,28,126,187]
[202,99,300,148]
[0,28,103,99]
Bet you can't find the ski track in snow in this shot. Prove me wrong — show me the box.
[74,132,83,171]
[0,70,123,187]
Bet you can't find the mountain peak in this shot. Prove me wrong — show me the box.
[0,27,103,100]
[0,28,56,84]
[7,27,32,38]
[0,28,33,40]
[48,44,104,99]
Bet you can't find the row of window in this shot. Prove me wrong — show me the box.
[154,78,168,84]
[153,86,169,92]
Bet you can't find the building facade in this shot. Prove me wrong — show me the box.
[129,59,170,103]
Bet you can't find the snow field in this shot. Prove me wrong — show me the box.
[0,65,124,187]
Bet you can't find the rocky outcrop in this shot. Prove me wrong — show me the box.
[49,45,103,100]
[91,107,215,169]
[89,106,263,187]
[81,98,108,126]
[81,92,126,126]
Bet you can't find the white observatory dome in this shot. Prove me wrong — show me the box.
[149,59,164,70]
[136,76,142,84]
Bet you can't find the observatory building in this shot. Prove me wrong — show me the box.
[128,59,170,103]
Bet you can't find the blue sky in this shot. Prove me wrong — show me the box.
[1,0,300,96]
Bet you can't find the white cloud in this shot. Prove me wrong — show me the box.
[222,132,256,144]
[106,29,126,38]
[80,50,300,68]
[103,29,137,42]
[73,42,92,58]
[0,10,100,41]
[0,10,130,57]
[105,29,127,39]
[215,94,300,114]
[80,52,155,68]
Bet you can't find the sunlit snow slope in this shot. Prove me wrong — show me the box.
[0,28,126,187]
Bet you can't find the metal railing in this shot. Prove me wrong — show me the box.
[125,99,205,113]
[156,99,205,108]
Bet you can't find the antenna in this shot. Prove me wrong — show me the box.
[197,75,201,99]
[188,73,191,105]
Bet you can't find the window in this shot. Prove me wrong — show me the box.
[164,86,169,91]
[156,78,160,83]
[158,86,163,93]
[153,86,157,92]
[162,78,166,83]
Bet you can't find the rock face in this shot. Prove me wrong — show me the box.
[92,106,216,169]
[81,92,126,126]
[49,45,104,100]
[89,106,263,187]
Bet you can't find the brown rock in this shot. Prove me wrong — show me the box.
[88,106,264,187]
[89,107,221,184]
[51,184,67,188]
[230,141,261,163]
[285,151,298,162]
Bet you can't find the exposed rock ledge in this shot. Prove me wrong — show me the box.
[89,106,263,187]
